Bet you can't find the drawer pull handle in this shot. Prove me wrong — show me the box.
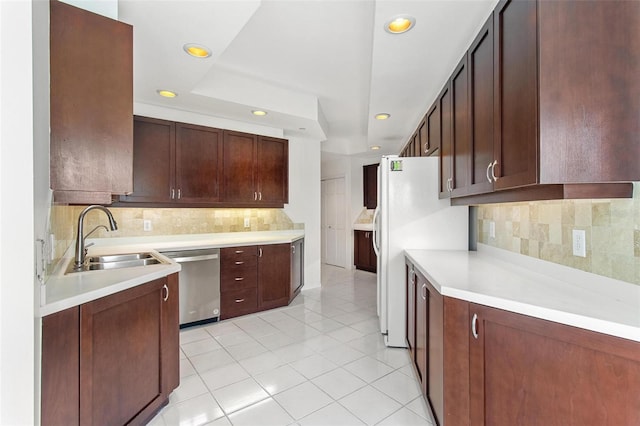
[235,298,245,303]
[235,261,244,265]
[162,284,169,302]
[472,313,479,339]
[258,248,263,258]
[234,277,244,281]
[491,160,498,182]
[421,283,427,300]
[235,250,244,254]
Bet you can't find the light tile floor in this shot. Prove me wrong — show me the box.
[148,265,435,426]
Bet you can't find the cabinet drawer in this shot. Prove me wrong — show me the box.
[221,246,257,265]
[221,288,258,320]
[220,268,257,292]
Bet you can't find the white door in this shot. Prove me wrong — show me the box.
[321,177,346,268]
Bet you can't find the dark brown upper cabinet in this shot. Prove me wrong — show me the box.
[50,0,133,204]
[440,54,471,198]
[222,131,289,207]
[363,163,378,209]
[425,104,440,157]
[454,0,637,204]
[466,14,495,197]
[120,117,222,204]
[119,120,288,208]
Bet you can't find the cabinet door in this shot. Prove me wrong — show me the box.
[467,15,495,196]
[50,0,133,202]
[222,131,257,203]
[406,264,416,357]
[426,103,440,157]
[42,307,80,426]
[258,244,291,310]
[426,279,444,425]
[469,303,640,426]
[451,55,470,197]
[493,0,538,190]
[257,136,288,204]
[80,279,168,425]
[415,269,428,393]
[161,274,180,397]
[175,123,222,203]
[363,164,378,209]
[418,117,429,156]
[439,85,453,199]
[122,117,175,203]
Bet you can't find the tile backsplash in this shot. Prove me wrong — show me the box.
[478,183,640,285]
[50,206,297,267]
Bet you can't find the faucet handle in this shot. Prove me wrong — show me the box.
[84,242,95,258]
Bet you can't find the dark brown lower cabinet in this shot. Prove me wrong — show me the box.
[41,274,179,426]
[220,243,294,319]
[258,244,291,310]
[406,260,445,425]
[469,303,640,426]
[354,230,377,272]
[405,256,640,426]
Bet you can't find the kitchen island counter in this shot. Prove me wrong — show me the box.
[42,230,304,316]
[405,244,640,342]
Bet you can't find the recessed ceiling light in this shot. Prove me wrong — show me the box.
[183,43,212,58]
[157,89,177,98]
[252,110,268,116]
[371,145,381,150]
[385,15,415,34]
[375,113,391,120]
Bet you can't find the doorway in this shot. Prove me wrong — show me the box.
[321,177,347,268]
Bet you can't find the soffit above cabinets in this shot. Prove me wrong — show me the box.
[117,0,498,155]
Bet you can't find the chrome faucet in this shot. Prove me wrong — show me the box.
[73,205,118,270]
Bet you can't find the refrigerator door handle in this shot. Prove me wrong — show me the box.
[372,207,381,256]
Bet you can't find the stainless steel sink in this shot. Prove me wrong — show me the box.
[87,253,156,263]
[66,252,166,274]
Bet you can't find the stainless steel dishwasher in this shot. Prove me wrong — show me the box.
[160,248,220,328]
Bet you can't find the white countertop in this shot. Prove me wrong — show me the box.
[353,223,373,231]
[405,244,640,342]
[41,230,305,317]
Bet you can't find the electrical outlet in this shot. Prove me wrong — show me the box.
[572,229,586,257]
[143,219,152,232]
[244,217,250,228]
[489,221,496,239]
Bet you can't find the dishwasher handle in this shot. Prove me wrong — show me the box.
[160,249,220,263]
[168,253,219,263]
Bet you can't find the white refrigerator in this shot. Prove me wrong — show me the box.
[373,155,468,347]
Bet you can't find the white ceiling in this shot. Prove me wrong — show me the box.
[117,0,498,156]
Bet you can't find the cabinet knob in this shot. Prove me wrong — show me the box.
[162,284,169,302]
[472,313,479,339]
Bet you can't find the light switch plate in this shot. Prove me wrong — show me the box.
[143,220,152,232]
[572,229,586,257]
[489,221,496,239]
[244,217,250,228]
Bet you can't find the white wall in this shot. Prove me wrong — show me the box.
[0,1,36,424]
[283,136,321,289]
[134,103,322,289]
